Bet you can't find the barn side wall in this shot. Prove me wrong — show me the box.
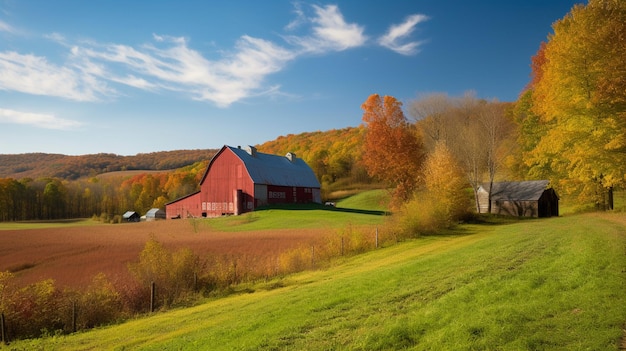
[166,192,202,219]
[492,200,539,217]
[265,185,317,205]
[201,148,255,217]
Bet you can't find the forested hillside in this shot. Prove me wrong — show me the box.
[258,127,373,191]
[0,149,217,180]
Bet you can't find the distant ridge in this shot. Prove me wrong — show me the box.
[0,149,218,180]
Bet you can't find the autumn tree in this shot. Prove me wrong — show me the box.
[361,94,425,204]
[407,93,455,149]
[477,101,515,212]
[530,0,626,208]
[422,142,470,224]
[409,92,514,212]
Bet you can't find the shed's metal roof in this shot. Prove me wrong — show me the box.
[122,211,138,218]
[479,180,552,201]
[145,208,165,217]
[227,145,320,188]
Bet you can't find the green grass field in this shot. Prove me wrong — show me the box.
[10,211,626,350]
[204,189,390,232]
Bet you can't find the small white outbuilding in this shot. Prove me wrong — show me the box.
[145,208,166,221]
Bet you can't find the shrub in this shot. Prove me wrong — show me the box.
[128,237,200,309]
[4,279,64,339]
[77,273,123,328]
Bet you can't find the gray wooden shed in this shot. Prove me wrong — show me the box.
[477,180,559,218]
[123,211,140,222]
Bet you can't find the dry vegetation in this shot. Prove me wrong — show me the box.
[0,220,323,290]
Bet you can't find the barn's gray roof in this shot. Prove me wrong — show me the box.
[479,180,552,201]
[227,145,320,188]
[145,208,165,217]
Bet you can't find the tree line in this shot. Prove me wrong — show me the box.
[0,162,207,222]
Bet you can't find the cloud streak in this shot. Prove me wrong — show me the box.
[0,108,83,130]
[0,20,15,33]
[378,14,429,55]
[0,3,427,107]
[0,51,113,101]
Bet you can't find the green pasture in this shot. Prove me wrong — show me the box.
[204,189,390,231]
[11,212,626,350]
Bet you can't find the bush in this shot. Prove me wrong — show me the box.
[128,237,200,309]
[77,273,123,328]
[2,278,64,339]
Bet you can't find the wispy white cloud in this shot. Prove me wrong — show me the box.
[0,51,114,101]
[0,3,427,107]
[285,4,367,54]
[44,32,67,44]
[378,14,428,55]
[285,1,306,31]
[68,34,295,107]
[0,108,83,130]
[0,20,15,33]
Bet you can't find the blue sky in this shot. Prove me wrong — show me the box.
[1,0,580,156]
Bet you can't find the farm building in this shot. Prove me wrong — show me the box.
[477,180,559,218]
[165,145,321,218]
[145,208,166,221]
[122,211,140,222]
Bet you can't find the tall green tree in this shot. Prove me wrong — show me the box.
[530,0,626,207]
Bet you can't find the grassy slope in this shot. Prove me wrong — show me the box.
[13,212,626,350]
[204,190,390,232]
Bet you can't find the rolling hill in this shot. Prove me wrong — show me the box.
[0,149,218,180]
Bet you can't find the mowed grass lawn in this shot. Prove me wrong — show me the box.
[12,212,626,350]
[205,189,390,231]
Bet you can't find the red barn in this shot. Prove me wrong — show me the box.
[165,145,321,218]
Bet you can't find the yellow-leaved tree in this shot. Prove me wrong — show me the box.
[530,0,626,207]
[422,142,470,224]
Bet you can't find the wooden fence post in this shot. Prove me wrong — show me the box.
[150,282,156,313]
[1,312,7,345]
[311,245,315,268]
[72,300,77,333]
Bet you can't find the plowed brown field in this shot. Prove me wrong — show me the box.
[0,220,323,290]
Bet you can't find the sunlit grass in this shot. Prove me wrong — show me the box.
[14,212,626,350]
[203,191,390,232]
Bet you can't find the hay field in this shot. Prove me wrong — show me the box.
[0,220,322,290]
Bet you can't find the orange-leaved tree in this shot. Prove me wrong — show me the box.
[361,94,425,205]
